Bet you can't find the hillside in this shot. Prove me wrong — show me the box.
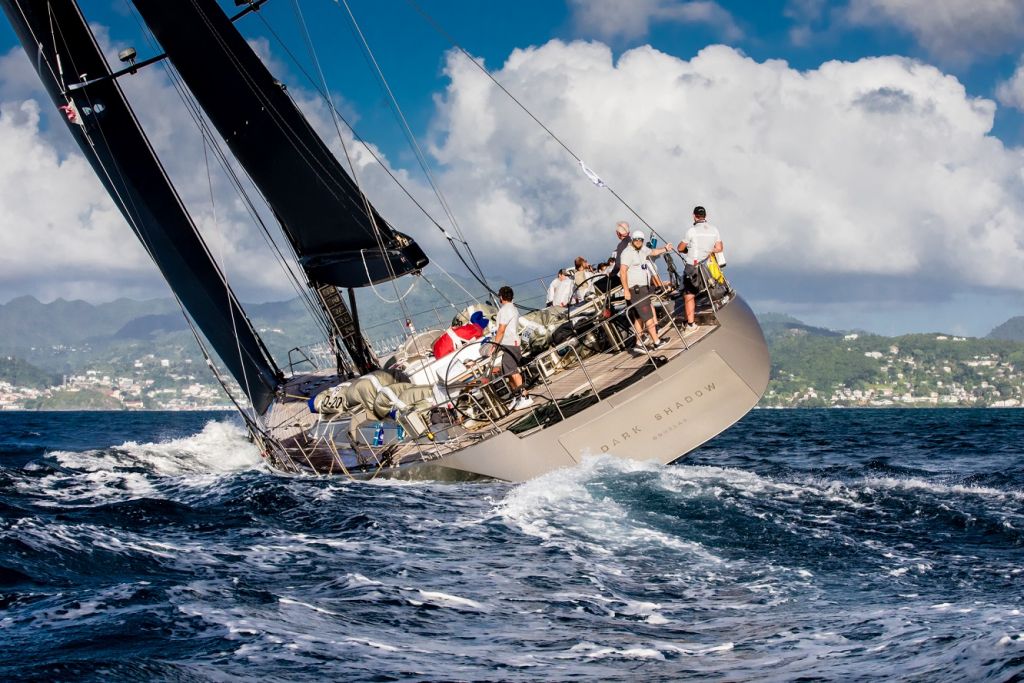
[0,296,179,350]
[988,316,1024,342]
[765,324,1024,407]
[0,356,59,389]
[2,295,1022,410]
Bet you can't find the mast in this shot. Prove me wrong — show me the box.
[131,0,430,371]
[0,0,282,414]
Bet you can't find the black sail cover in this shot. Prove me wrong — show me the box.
[0,0,281,413]
[131,0,429,288]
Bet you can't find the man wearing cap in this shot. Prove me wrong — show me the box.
[677,206,723,331]
[620,229,675,351]
[431,311,489,360]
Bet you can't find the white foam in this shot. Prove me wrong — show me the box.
[279,597,342,617]
[559,641,667,661]
[860,476,1024,502]
[620,599,669,625]
[45,419,259,477]
[408,590,484,611]
[18,420,262,507]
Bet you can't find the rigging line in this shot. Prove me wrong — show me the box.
[249,9,495,291]
[287,0,416,368]
[122,2,335,342]
[13,1,61,87]
[425,260,479,304]
[66,73,279,396]
[289,0,436,367]
[416,273,460,311]
[290,0,412,326]
[45,2,66,91]
[402,0,668,243]
[171,65,335,340]
[51,4,276,419]
[332,0,490,290]
[360,251,418,304]
[289,0,397,279]
[186,0,391,239]
[202,136,259,416]
[289,0,358,182]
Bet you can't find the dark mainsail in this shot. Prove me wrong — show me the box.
[1,0,281,413]
[131,0,429,289]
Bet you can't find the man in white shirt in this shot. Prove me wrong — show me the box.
[545,269,573,308]
[677,205,723,330]
[620,230,675,352]
[490,285,533,411]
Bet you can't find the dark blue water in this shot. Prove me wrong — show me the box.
[1,409,1022,681]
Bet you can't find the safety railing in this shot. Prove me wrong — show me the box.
[278,266,733,473]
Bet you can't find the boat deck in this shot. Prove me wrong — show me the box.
[260,299,719,476]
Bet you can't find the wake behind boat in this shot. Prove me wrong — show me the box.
[3,0,769,481]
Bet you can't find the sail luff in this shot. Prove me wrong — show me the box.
[130,0,429,289]
[0,0,282,414]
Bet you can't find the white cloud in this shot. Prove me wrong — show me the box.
[4,26,1024,333]
[996,61,1024,111]
[0,37,341,304]
[783,0,826,46]
[428,41,1024,300]
[844,0,1024,64]
[0,97,155,301]
[568,0,742,42]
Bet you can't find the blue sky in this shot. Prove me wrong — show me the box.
[1,0,1023,337]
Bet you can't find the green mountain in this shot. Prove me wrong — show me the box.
[756,312,841,342]
[0,356,59,389]
[988,316,1024,342]
[5,294,1022,410]
[0,274,490,375]
[0,295,179,350]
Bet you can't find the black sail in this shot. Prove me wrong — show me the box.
[131,0,429,288]
[1,0,281,413]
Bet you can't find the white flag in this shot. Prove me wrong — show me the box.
[578,160,606,188]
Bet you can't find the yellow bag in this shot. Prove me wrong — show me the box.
[705,254,725,285]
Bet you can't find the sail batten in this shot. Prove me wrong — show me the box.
[0,0,281,414]
[130,0,429,289]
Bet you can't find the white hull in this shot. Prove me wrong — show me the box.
[433,295,769,481]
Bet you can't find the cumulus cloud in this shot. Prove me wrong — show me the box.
[996,61,1024,111]
[0,97,154,301]
[428,41,1024,304]
[568,0,742,43]
[843,0,1024,64]
[0,30,397,304]
[4,23,1024,328]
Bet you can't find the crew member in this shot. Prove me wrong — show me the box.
[677,205,723,331]
[620,230,674,351]
[545,269,573,308]
[488,286,533,410]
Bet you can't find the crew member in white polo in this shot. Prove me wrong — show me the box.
[620,230,675,351]
[677,205,723,330]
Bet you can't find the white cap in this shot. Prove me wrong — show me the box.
[631,230,645,240]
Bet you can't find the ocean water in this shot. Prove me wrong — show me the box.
[1,409,1022,681]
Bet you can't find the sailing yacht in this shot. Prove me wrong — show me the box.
[1,0,769,482]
